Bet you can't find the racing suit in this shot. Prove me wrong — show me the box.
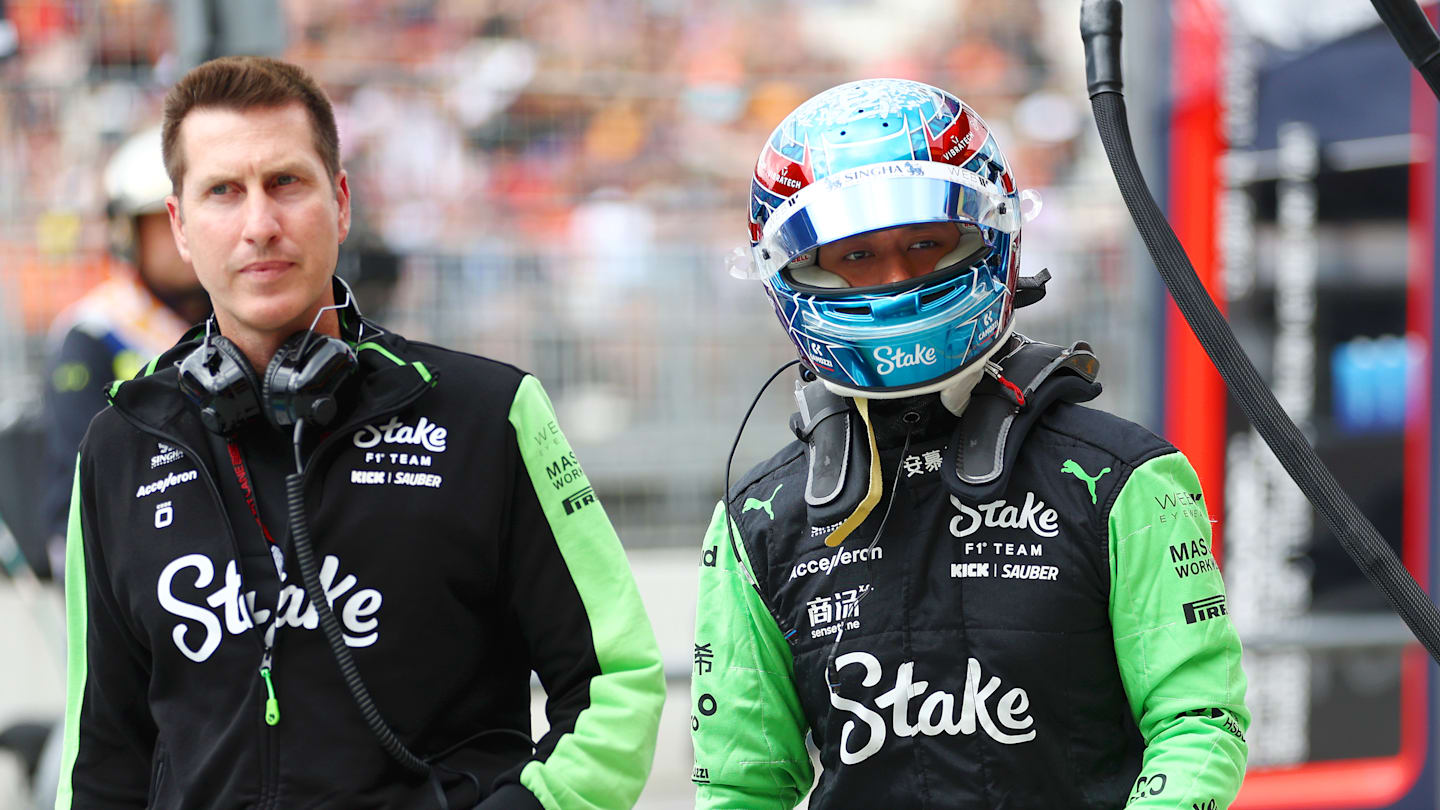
[58,309,665,809]
[692,393,1249,809]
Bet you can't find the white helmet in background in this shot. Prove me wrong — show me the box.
[104,126,169,220]
[102,125,210,323]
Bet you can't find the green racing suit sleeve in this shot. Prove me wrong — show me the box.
[1109,451,1250,809]
[502,374,665,809]
[691,501,815,809]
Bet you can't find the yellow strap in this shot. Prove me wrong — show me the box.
[824,397,882,547]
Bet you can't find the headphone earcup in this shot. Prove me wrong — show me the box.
[261,331,357,429]
[262,332,308,429]
[176,335,263,434]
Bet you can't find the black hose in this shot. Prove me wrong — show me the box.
[1080,0,1440,665]
[1369,0,1440,100]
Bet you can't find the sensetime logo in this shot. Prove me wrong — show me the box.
[829,652,1035,765]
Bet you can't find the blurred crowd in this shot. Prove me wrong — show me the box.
[0,0,1093,340]
[0,0,1139,558]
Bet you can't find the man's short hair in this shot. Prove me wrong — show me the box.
[161,56,340,196]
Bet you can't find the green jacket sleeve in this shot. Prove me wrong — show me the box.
[1109,452,1250,809]
[692,501,814,809]
[502,374,665,809]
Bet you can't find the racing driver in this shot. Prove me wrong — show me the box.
[690,78,1250,809]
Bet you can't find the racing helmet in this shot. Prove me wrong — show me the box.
[739,79,1040,397]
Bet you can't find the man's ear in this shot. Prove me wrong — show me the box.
[334,170,351,245]
[165,194,191,263]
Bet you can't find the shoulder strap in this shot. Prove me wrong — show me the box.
[789,380,872,528]
[942,335,1103,502]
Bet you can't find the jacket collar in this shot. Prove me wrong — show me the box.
[108,283,437,438]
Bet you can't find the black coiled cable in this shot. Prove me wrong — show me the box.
[286,414,456,808]
[283,472,429,774]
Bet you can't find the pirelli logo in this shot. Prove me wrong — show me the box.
[563,486,596,515]
[1183,595,1228,624]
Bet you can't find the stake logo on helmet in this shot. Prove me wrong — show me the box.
[740,79,1039,397]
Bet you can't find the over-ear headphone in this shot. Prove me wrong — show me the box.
[178,326,358,435]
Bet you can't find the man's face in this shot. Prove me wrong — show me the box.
[166,103,349,343]
[817,222,963,288]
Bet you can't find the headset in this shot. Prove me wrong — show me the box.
[177,324,357,436]
[176,296,359,436]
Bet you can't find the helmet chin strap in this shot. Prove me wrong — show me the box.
[813,324,1014,548]
[938,327,1015,416]
[799,329,1099,547]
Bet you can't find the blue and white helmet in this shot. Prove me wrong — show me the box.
[738,79,1039,397]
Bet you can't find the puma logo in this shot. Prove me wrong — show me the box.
[1060,460,1110,504]
[743,484,783,521]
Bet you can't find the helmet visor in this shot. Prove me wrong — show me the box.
[750,160,1019,279]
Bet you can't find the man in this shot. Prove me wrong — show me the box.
[691,79,1249,808]
[58,55,664,809]
[38,125,211,580]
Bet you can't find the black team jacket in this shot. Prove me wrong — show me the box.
[58,309,664,810]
